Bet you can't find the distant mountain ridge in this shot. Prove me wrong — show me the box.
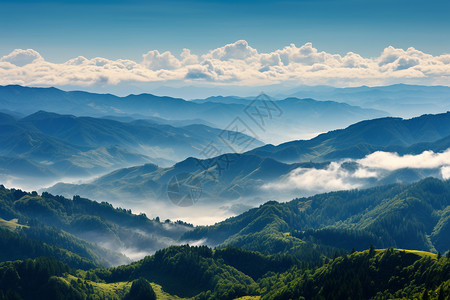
[248,112,450,163]
[0,110,263,189]
[0,84,389,144]
[281,83,450,117]
[46,112,450,220]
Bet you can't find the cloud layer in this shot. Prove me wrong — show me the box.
[1,40,449,88]
[263,149,450,194]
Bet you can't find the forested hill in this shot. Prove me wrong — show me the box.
[0,185,192,267]
[0,247,448,299]
[0,179,449,299]
[183,177,450,254]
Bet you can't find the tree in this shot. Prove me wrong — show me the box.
[124,278,156,300]
[437,287,445,300]
[421,289,430,300]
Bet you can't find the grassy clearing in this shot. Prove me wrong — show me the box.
[0,217,28,230]
[64,274,188,299]
[372,248,438,259]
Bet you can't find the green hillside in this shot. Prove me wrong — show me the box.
[183,178,450,253]
[1,247,448,299]
[0,185,192,267]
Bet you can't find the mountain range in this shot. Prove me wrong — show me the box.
[280,84,450,118]
[150,83,450,119]
[0,85,389,144]
[0,110,263,190]
[1,178,449,299]
[1,84,450,299]
[46,112,450,222]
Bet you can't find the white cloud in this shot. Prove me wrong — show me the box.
[0,41,449,88]
[441,166,450,180]
[263,149,450,194]
[264,162,360,192]
[358,150,450,170]
[142,50,181,70]
[0,49,43,67]
[204,40,258,61]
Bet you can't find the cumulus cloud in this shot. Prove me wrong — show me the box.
[0,49,43,67]
[263,149,450,194]
[204,40,258,61]
[0,41,449,87]
[142,50,182,70]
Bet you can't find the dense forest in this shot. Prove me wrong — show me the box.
[0,178,449,299]
[0,246,449,299]
[0,185,192,267]
[183,178,450,254]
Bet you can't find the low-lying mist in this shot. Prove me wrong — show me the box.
[263,149,450,196]
[6,149,450,229]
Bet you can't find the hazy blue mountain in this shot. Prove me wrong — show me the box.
[191,95,253,105]
[0,85,389,144]
[190,95,390,143]
[18,111,263,161]
[281,84,450,117]
[46,155,328,203]
[46,112,450,215]
[249,112,450,163]
[0,110,262,190]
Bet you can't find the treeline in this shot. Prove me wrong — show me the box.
[0,185,192,267]
[183,178,450,254]
[0,227,98,270]
[0,246,449,300]
[260,248,450,300]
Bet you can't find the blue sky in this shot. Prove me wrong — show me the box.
[1,0,449,62]
[0,0,449,94]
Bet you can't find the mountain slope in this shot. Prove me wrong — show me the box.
[47,112,450,215]
[248,112,450,163]
[1,247,448,300]
[0,110,263,189]
[182,178,450,253]
[0,185,193,264]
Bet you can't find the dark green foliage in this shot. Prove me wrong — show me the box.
[1,246,449,300]
[184,178,450,254]
[213,247,302,280]
[0,257,71,300]
[259,249,450,300]
[91,245,258,299]
[0,227,98,270]
[0,185,191,267]
[1,179,449,299]
[124,278,156,300]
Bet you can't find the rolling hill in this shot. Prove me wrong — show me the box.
[2,179,450,299]
[0,110,263,189]
[46,112,450,218]
[182,177,450,254]
[0,185,193,266]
